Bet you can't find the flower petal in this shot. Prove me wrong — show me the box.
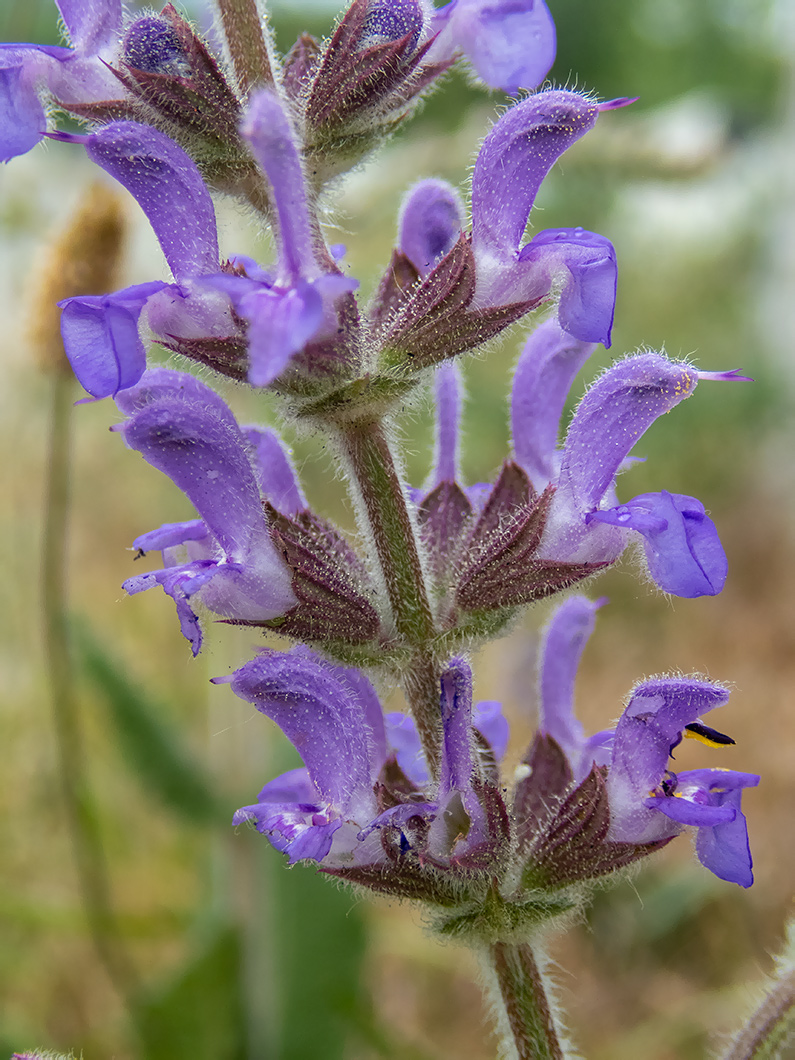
[398,178,465,278]
[242,426,307,517]
[588,491,728,597]
[85,122,219,281]
[511,318,597,488]
[431,361,463,486]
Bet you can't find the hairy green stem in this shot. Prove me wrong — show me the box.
[216,0,273,94]
[722,969,795,1060]
[490,941,564,1060]
[340,421,442,766]
[42,373,138,1002]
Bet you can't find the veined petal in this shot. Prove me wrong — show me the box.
[517,228,617,346]
[0,63,47,161]
[430,0,556,94]
[606,677,731,844]
[59,281,167,398]
[85,122,219,281]
[511,318,597,488]
[558,354,699,516]
[431,361,463,486]
[538,595,604,773]
[398,178,465,278]
[471,90,599,264]
[241,282,324,386]
[241,90,318,284]
[242,426,308,517]
[56,0,122,54]
[220,647,385,813]
[587,491,728,597]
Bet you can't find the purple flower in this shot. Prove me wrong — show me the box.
[0,0,122,161]
[113,369,297,655]
[606,678,758,887]
[58,121,235,398]
[215,90,358,387]
[428,0,556,94]
[229,649,508,870]
[537,595,613,781]
[514,340,729,597]
[470,91,621,345]
[537,595,758,887]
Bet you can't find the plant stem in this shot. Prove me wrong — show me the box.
[342,420,434,644]
[216,0,273,94]
[722,969,795,1060]
[340,420,442,766]
[42,372,138,1002]
[489,941,564,1060]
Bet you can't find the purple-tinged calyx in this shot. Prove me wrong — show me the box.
[428,0,556,95]
[606,677,758,886]
[470,91,618,344]
[0,0,122,162]
[113,369,296,654]
[399,178,465,278]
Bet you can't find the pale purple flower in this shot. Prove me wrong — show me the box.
[0,0,122,161]
[470,90,622,345]
[229,649,506,869]
[429,0,556,94]
[113,369,297,654]
[537,595,758,886]
[513,335,730,597]
[58,121,235,398]
[398,178,466,277]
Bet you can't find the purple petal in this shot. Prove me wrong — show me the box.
[241,282,324,387]
[538,595,605,772]
[472,91,600,263]
[398,178,465,278]
[241,91,318,283]
[430,0,556,94]
[124,561,214,654]
[473,700,509,762]
[438,658,475,796]
[588,491,728,597]
[133,519,208,552]
[122,17,190,76]
[85,122,219,281]
[544,355,700,560]
[606,678,731,844]
[517,228,617,346]
[0,64,47,161]
[115,370,265,556]
[511,318,597,488]
[242,426,307,517]
[685,771,758,887]
[431,361,463,486]
[220,647,384,814]
[58,281,167,398]
[385,712,429,787]
[57,0,122,54]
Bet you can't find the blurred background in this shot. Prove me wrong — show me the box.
[1,0,794,1057]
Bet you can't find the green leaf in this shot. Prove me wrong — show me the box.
[74,622,219,825]
[134,921,247,1060]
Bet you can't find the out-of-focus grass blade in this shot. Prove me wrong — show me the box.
[75,622,220,825]
[269,851,368,1060]
[135,921,247,1060]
